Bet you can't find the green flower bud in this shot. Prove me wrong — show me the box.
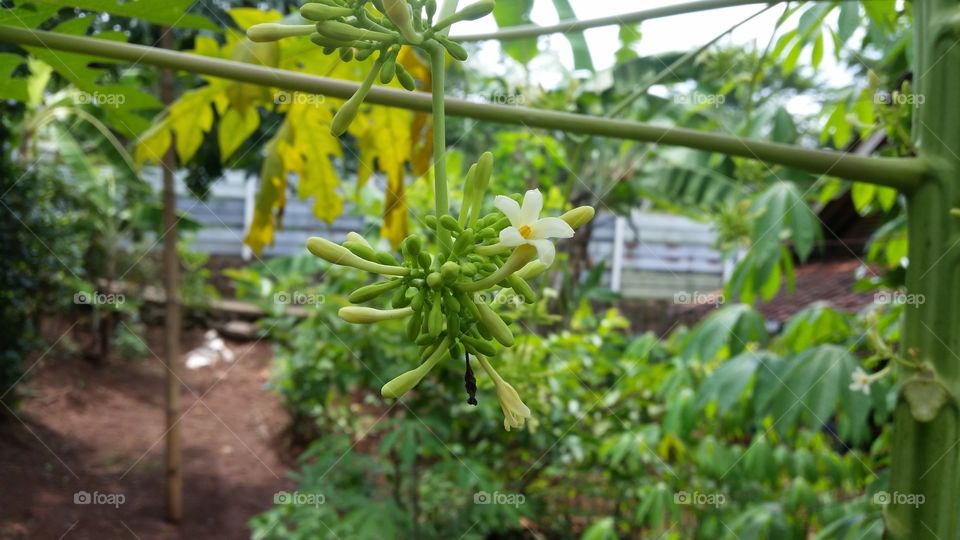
[415,332,435,346]
[428,299,444,337]
[516,260,548,280]
[356,47,375,60]
[343,239,378,260]
[381,336,451,399]
[443,292,461,312]
[339,306,414,324]
[560,205,595,230]
[309,33,352,49]
[463,336,496,356]
[505,274,536,304]
[458,292,482,320]
[449,341,465,359]
[316,20,393,42]
[403,235,422,257]
[348,278,404,303]
[396,64,417,91]
[307,237,409,276]
[391,285,412,307]
[410,290,425,311]
[406,310,422,340]
[418,252,432,271]
[477,227,497,239]
[441,261,460,282]
[425,0,437,19]
[452,229,475,255]
[376,251,399,266]
[440,215,463,233]
[380,54,397,84]
[300,4,353,21]
[426,271,443,288]
[432,0,495,32]
[247,23,316,42]
[440,37,468,61]
[424,214,438,229]
[475,301,514,347]
[447,314,461,337]
[339,47,354,61]
[382,0,424,44]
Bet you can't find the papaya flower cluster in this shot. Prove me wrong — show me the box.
[247,0,493,135]
[307,152,595,431]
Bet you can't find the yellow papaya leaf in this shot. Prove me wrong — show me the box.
[170,87,216,163]
[218,106,260,160]
[288,99,343,222]
[227,7,282,31]
[245,123,292,254]
[134,120,171,166]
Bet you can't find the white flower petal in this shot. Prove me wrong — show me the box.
[494,195,523,226]
[530,217,574,240]
[499,227,526,247]
[520,189,543,225]
[530,239,556,266]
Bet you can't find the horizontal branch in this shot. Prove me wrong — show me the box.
[452,0,779,42]
[0,25,927,190]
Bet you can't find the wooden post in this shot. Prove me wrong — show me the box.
[159,29,182,523]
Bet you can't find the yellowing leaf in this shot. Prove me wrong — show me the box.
[228,8,282,31]
[218,107,260,160]
[134,120,171,166]
[171,87,217,163]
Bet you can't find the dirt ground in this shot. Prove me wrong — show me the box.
[0,323,294,539]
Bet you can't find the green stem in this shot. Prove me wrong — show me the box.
[451,0,778,42]
[0,25,928,190]
[427,41,452,254]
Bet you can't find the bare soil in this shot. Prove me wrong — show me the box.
[0,323,293,540]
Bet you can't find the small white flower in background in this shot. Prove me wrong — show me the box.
[186,329,235,369]
[849,367,872,395]
[495,189,574,266]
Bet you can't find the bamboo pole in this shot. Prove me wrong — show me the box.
[159,30,183,524]
[451,0,777,42]
[886,2,960,538]
[0,25,928,190]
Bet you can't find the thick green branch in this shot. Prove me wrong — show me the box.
[451,0,779,42]
[0,25,927,190]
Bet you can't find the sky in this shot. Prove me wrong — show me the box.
[449,0,857,113]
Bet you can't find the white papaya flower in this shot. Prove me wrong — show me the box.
[494,189,574,266]
[849,367,872,395]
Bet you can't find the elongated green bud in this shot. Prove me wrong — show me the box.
[391,286,410,307]
[561,205,595,230]
[424,215,438,229]
[356,47,375,60]
[425,0,437,20]
[380,54,397,83]
[439,215,463,233]
[339,47,354,61]
[396,64,417,90]
[343,240,377,260]
[248,23,316,42]
[443,292,460,312]
[476,301,514,347]
[331,54,384,136]
[349,278,404,303]
[428,299,444,337]
[433,0,495,32]
[382,0,423,44]
[406,310,422,340]
[440,38,468,61]
[307,237,409,276]
[381,336,451,398]
[506,274,536,304]
[452,229,475,255]
[376,251,399,265]
[316,20,393,42]
[457,292,480,319]
[418,252,432,270]
[468,152,494,227]
[459,164,478,226]
[309,32,353,49]
[339,306,414,324]
[300,4,353,21]
[463,336,496,356]
[346,231,371,247]
[410,291,425,311]
[447,313,461,336]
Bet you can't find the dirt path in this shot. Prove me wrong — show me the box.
[0,326,293,539]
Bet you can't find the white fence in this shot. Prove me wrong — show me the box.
[146,170,725,299]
